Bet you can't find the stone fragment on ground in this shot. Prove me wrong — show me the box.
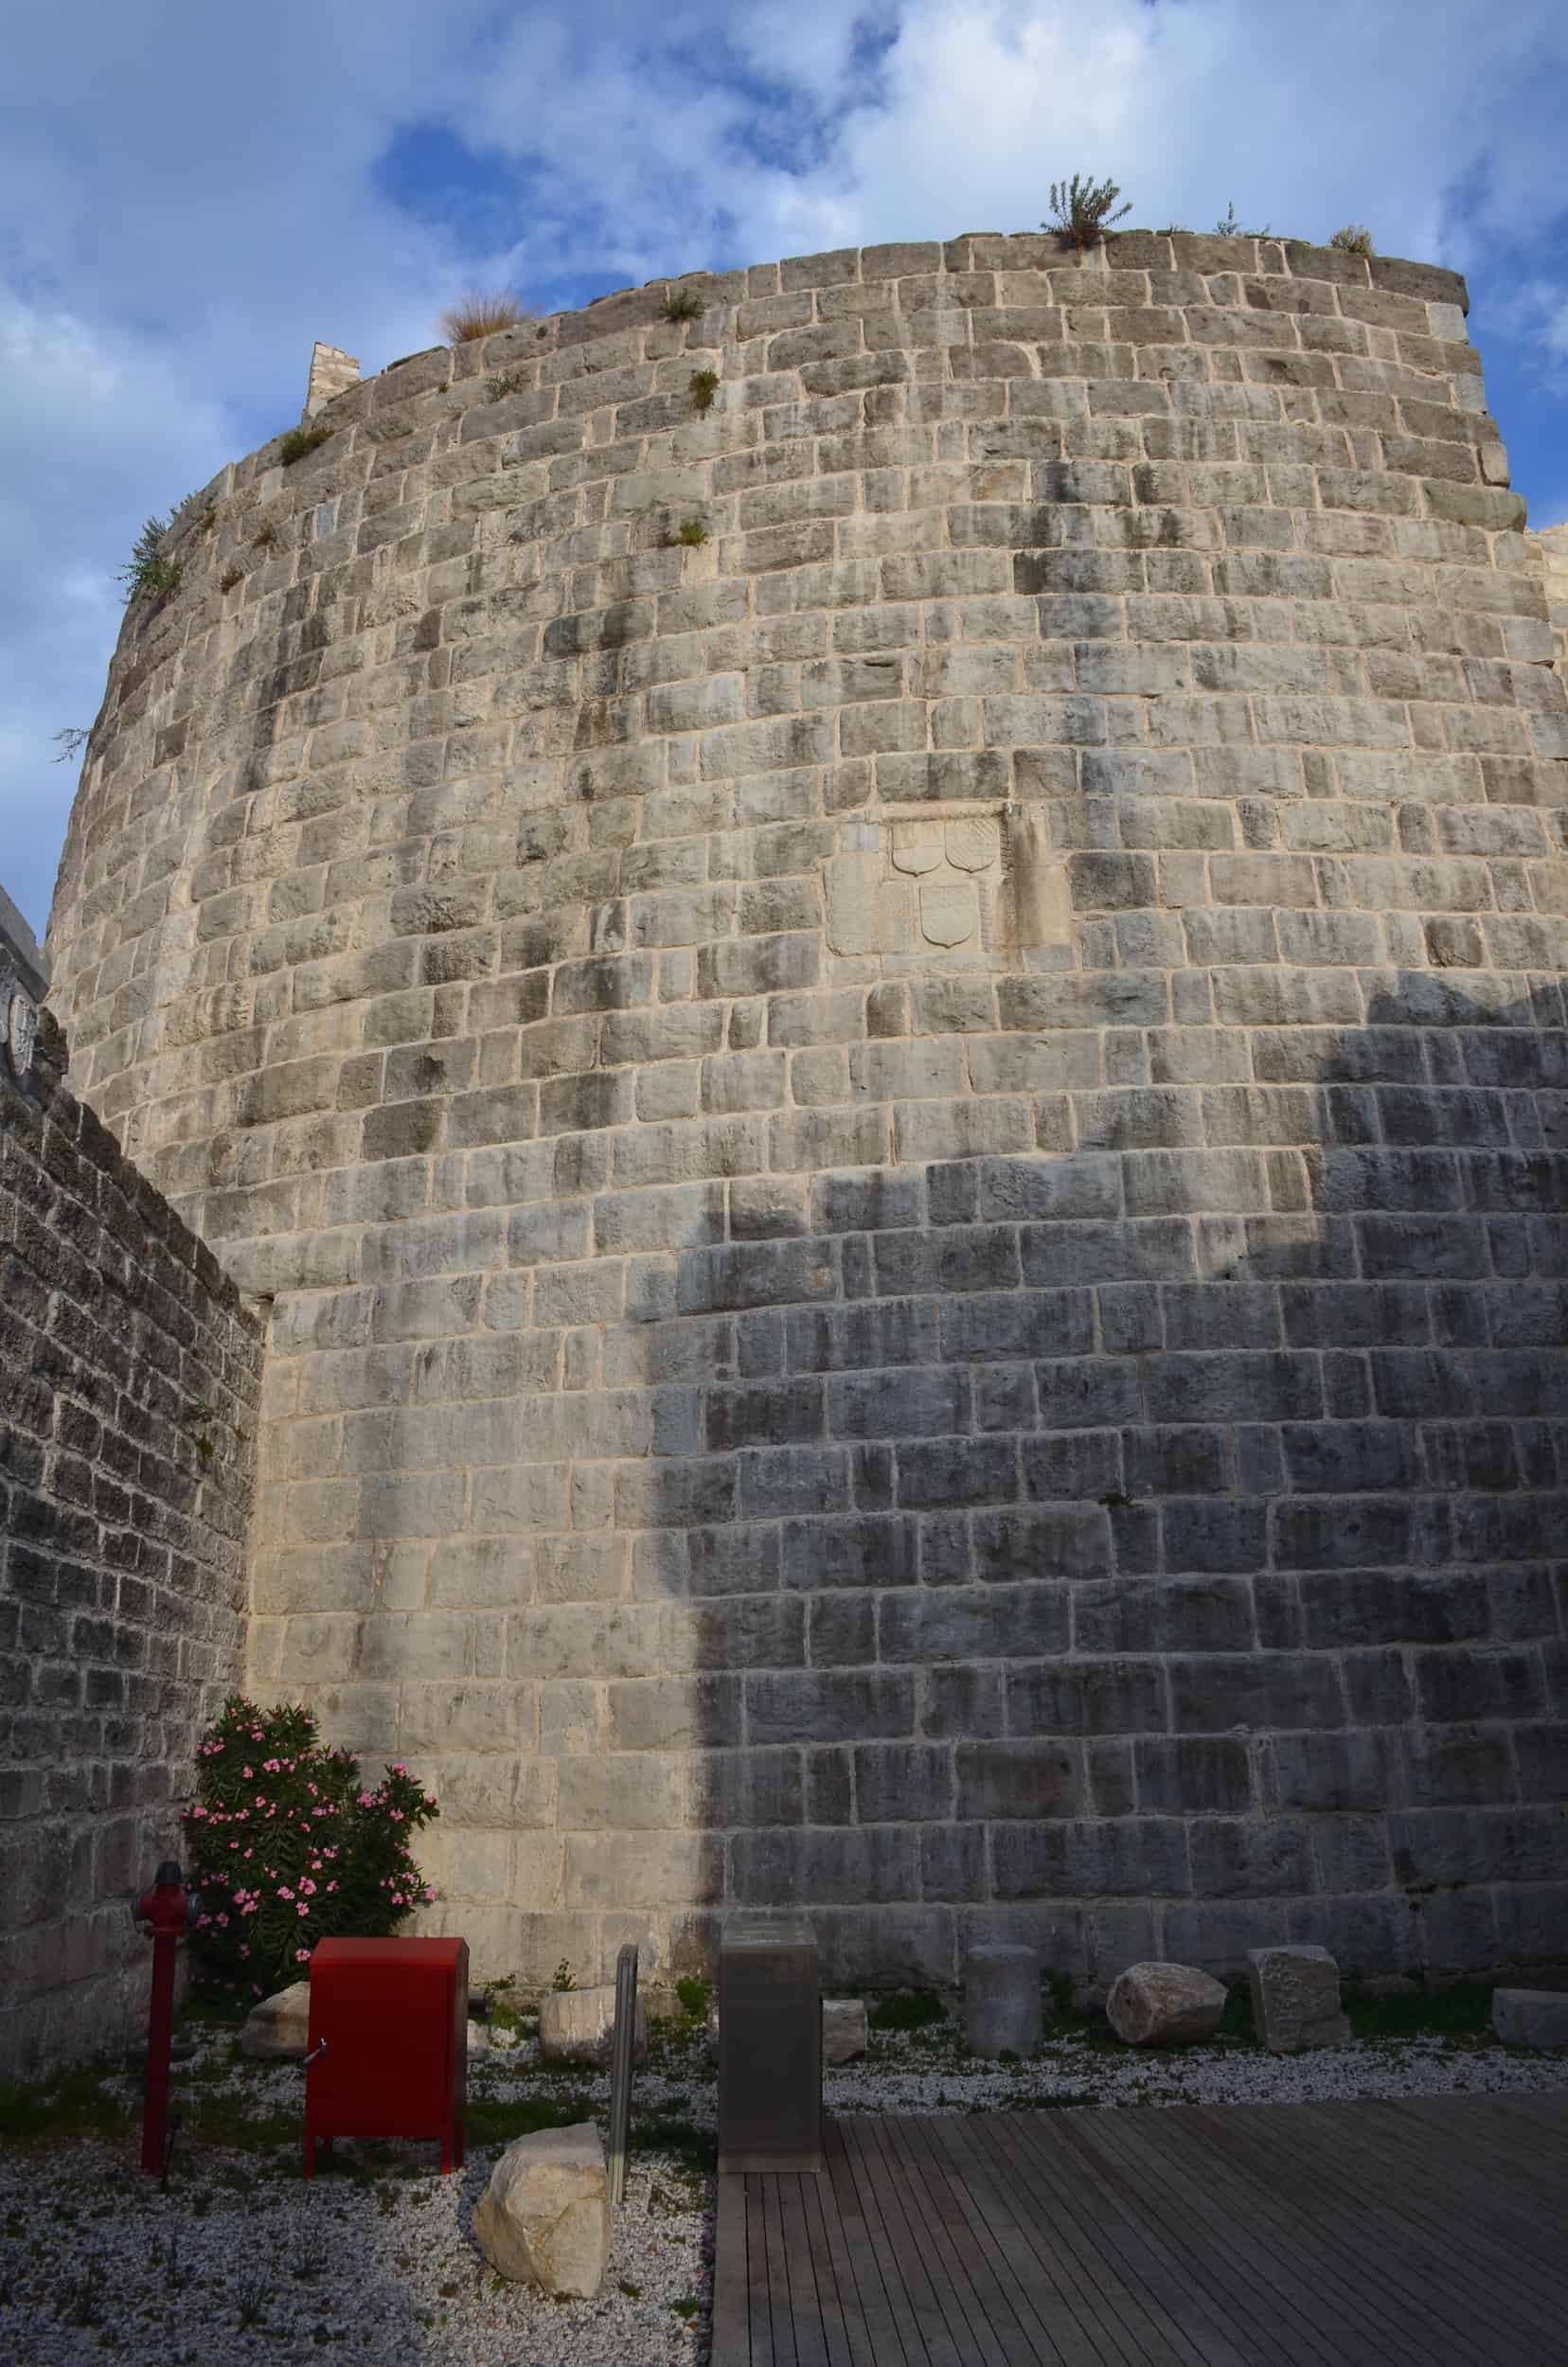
[239,1979,311,2059]
[538,1983,647,2067]
[1247,1946,1349,2053]
[964,1944,1042,2057]
[1493,1989,1568,2050]
[473,2121,610,2298]
[1107,1961,1227,2047]
[823,1998,868,2064]
[467,2017,519,2054]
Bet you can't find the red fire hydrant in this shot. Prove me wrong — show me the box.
[131,1860,200,2176]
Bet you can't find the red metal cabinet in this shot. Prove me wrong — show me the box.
[304,1936,468,2176]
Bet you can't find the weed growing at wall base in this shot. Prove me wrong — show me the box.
[181,1696,437,1995]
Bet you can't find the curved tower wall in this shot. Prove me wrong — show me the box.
[48,232,1568,1990]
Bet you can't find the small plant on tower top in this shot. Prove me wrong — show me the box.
[1329,223,1376,258]
[1043,174,1132,252]
[660,286,706,323]
[181,1695,438,1996]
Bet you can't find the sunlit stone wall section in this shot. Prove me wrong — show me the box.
[47,232,1568,1993]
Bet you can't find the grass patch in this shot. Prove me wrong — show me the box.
[0,2061,134,2151]
[633,2114,718,2178]
[278,422,332,466]
[462,2094,594,2149]
[1345,1981,1492,2041]
[688,368,720,412]
[673,1974,711,2020]
[1329,223,1376,258]
[441,290,532,344]
[672,518,708,546]
[483,368,528,403]
[218,565,243,593]
[868,1989,947,2034]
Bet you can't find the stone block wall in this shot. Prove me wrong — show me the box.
[0,996,260,2077]
[45,232,1568,1994]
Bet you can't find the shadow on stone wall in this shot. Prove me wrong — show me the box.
[643,971,1568,1993]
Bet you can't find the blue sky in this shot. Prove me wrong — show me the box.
[3,0,1565,943]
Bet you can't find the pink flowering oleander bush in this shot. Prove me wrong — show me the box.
[181,1696,439,1995]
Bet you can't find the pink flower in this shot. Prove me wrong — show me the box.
[422,1886,436,1902]
[300,1879,317,1896]
[277,1887,294,1901]
[189,1806,206,1821]
[242,1768,254,1780]
[296,1902,310,1917]
[296,1949,311,1963]
[241,1946,250,1959]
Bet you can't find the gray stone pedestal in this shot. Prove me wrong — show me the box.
[964,1945,1042,2057]
[1492,1989,1568,2050]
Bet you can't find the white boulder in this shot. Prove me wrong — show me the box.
[473,2122,609,2298]
[538,1983,646,2067]
[823,1998,868,2064]
[1107,1962,1227,2048]
[240,1980,311,2060]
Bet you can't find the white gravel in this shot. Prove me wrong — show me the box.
[2,2003,1563,2367]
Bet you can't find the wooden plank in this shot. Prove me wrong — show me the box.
[1090,2103,1474,2367]
[710,2098,1568,2367]
[921,2112,1135,2367]
[776,2169,837,2367]
[1015,2109,1329,2367]
[823,2118,925,2367]
[797,2137,886,2367]
[1186,2094,1568,2346]
[1219,2096,1568,2348]
[871,2116,1025,2367]
[836,2113,980,2367]
[712,2174,755,2367]
[762,2171,801,2367]
[971,2109,1242,2367]
[900,2114,1093,2367]
[747,2175,777,2367]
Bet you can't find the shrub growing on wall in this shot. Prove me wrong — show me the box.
[181,1696,438,1995]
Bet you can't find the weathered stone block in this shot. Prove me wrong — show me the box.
[1246,1945,1349,2052]
[1491,1988,1568,2050]
[964,1943,1042,2057]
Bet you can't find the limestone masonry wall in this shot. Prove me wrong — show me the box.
[1,1006,260,2077]
[45,231,1568,1996]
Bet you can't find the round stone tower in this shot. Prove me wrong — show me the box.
[48,231,1568,1992]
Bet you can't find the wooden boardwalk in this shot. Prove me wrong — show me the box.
[712,2094,1568,2366]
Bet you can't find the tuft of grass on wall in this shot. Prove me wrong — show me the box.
[277,421,333,466]
[673,518,708,546]
[440,290,533,344]
[1329,223,1376,258]
[1043,173,1132,252]
[117,515,183,605]
[251,520,277,551]
[660,286,707,323]
[688,368,720,412]
[219,565,243,593]
[484,367,528,403]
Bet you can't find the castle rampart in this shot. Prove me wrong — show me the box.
[41,231,1568,1996]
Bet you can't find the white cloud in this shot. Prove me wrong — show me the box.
[4,0,1568,937]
